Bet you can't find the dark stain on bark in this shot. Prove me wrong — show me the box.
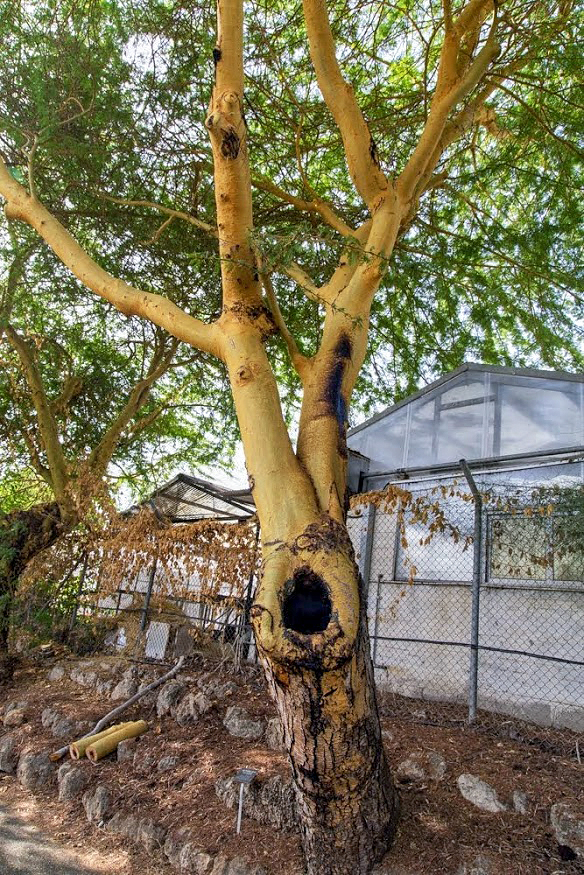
[221,127,241,159]
[321,333,352,459]
[223,301,277,338]
[369,134,380,167]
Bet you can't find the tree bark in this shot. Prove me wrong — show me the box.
[252,516,399,875]
[0,502,64,674]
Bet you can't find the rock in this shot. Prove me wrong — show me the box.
[0,735,18,774]
[513,791,529,814]
[180,843,215,874]
[212,681,238,700]
[158,755,178,773]
[164,827,193,868]
[456,855,493,875]
[133,748,158,773]
[82,784,112,824]
[16,751,55,790]
[117,738,137,763]
[550,802,584,859]
[95,677,117,696]
[3,700,27,716]
[395,751,446,784]
[108,811,139,835]
[216,773,297,831]
[372,867,422,875]
[48,665,65,681]
[3,708,26,728]
[136,817,167,852]
[110,675,138,701]
[156,680,185,717]
[457,774,507,813]
[193,691,213,715]
[174,693,201,727]
[42,706,89,740]
[41,707,57,728]
[264,717,283,751]
[210,856,229,875]
[71,668,97,688]
[223,706,263,741]
[227,858,259,875]
[57,763,91,801]
[106,811,140,840]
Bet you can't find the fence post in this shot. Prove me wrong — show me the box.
[140,559,158,632]
[358,503,376,602]
[460,459,483,724]
[241,522,260,661]
[68,552,88,635]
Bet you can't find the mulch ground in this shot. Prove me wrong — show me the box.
[1,654,583,875]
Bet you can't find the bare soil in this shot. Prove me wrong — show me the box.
[1,655,583,875]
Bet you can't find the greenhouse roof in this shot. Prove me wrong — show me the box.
[348,363,584,476]
[144,473,255,523]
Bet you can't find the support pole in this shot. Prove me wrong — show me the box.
[68,552,88,635]
[140,559,157,632]
[460,459,483,724]
[241,521,260,660]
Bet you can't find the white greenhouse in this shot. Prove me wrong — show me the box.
[347,363,584,730]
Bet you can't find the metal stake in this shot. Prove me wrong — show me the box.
[233,768,257,835]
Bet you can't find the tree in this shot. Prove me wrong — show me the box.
[0,233,234,661]
[0,0,581,871]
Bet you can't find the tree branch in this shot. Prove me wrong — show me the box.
[282,263,325,304]
[302,0,388,209]
[98,192,218,238]
[87,338,180,478]
[0,158,221,357]
[4,324,71,512]
[251,175,356,238]
[397,0,498,202]
[260,270,308,378]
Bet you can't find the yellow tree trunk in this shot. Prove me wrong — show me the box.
[253,519,399,874]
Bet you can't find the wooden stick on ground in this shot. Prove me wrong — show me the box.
[49,655,185,761]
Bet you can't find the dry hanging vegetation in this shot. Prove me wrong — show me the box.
[21,506,260,618]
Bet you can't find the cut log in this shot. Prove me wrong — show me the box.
[49,656,185,762]
[86,720,148,763]
[70,722,133,759]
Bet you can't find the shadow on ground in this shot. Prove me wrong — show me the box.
[0,803,104,875]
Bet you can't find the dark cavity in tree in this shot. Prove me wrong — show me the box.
[221,128,241,159]
[282,569,332,635]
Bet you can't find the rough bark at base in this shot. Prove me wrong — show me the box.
[0,502,64,668]
[254,536,399,875]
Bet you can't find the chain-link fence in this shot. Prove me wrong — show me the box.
[351,463,584,731]
[72,460,584,730]
[77,557,257,664]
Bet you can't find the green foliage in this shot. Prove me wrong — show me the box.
[0,0,582,432]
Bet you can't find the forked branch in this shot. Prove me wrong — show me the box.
[302,0,388,209]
